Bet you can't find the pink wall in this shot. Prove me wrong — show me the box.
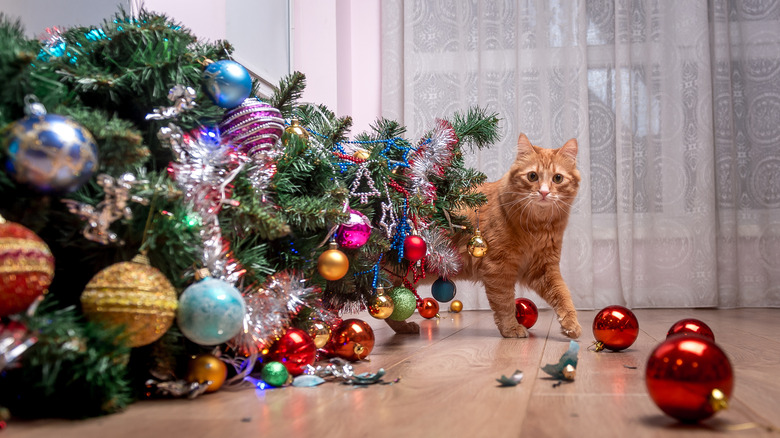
[293,0,381,135]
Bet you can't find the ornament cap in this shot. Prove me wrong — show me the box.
[131,253,151,265]
[562,364,576,381]
[354,343,367,358]
[594,341,605,352]
[0,215,5,224]
[709,389,729,412]
[194,268,211,281]
[328,241,339,250]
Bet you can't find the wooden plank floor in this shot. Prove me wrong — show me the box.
[6,308,780,437]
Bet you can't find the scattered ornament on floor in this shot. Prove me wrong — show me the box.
[201,59,252,109]
[4,97,98,193]
[592,305,639,352]
[0,215,55,317]
[303,318,332,349]
[367,286,394,320]
[496,370,524,387]
[269,327,317,376]
[449,300,463,313]
[283,118,309,145]
[326,319,375,361]
[514,298,539,329]
[623,364,638,369]
[0,320,37,372]
[81,253,177,347]
[431,277,457,302]
[317,241,349,281]
[292,374,326,387]
[403,233,427,262]
[186,354,228,393]
[541,340,579,381]
[388,286,417,321]
[261,361,290,387]
[177,269,246,346]
[646,335,733,422]
[336,208,372,249]
[418,297,439,319]
[304,358,398,386]
[666,318,715,341]
[144,378,211,399]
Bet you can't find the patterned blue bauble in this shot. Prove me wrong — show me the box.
[5,114,98,193]
[431,277,457,303]
[202,60,253,109]
[177,277,246,346]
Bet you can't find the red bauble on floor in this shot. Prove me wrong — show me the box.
[269,327,317,376]
[418,297,439,319]
[666,318,715,341]
[592,305,639,351]
[514,298,538,328]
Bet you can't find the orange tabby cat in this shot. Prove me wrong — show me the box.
[387,133,582,338]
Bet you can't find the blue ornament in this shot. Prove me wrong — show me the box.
[202,60,253,109]
[5,114,98,193]
[431,277,457,303]
[177,277,246,345]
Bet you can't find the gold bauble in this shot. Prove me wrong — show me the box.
[283,118,309,145]
[368,287,395,319]
[317,242,349,281]
[449,299,463,313]
[306,319,332,348]
[467,230,488,258]
[81,254,178,347]
[186,354,228,393]
[353,148,370,160]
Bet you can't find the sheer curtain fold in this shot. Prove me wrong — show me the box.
[382,0,780,309]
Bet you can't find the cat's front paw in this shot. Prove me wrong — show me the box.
[385,318,420,334]
[559,313,582,339]
[498,321,529,338]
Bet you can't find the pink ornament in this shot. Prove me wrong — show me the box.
[336,209,372,249]
[219,98,284,158]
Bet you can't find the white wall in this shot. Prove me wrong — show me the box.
[2,0,130,37]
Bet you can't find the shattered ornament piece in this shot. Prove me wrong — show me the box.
[496,370,524,387]
[541,340,579,381]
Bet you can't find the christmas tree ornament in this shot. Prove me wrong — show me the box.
[269,327,316,376]
[468,230,488,258]
[388,286,417,321]
[0,216,55,317]
[514,298,539,329]
[541,340,579,381]
[349,163,381,204]
[367,286,394,320]
[283,119,309,145]
[646,335,734,422]
[449,300,463,313]
[177,269,246,346]
[201,59,252,109]
[431,277,457,302]
[407,119,458,203]
[4,98,98,193]
[261,361,290,387]
[145,85,198,121]
[418,297,439,319]
[666,318,715,341]
[80,254,177,347]
[317,241,349,281]
[353,148,370,160]
[186,354,228,393]
[592,305,639,352]
[422,227,463,279]
[403,233,427,262]
[1,320,37,371]
[219,97,284,159]
[329,318,375,361]
[336,208,372,249]
[304,318,331,349]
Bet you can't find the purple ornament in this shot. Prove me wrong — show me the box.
[336,209,372,249]
[219,98,284,158]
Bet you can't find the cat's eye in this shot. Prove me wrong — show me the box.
[528,172,539,182]
[553,174,564,183]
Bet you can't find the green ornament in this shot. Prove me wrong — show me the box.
[261,361,290,387]
[388,287,416,321]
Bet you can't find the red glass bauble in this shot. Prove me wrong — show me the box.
[403,234,427,262]
[514,298,538,328]
[269,327,317,376]
[646,335,734,422]
[418,297,439,319]
[592,305,639,351]
[327,318,375,361]
[667,318,715,341]
[0,219,55,317]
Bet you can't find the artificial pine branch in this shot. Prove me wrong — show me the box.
[451,106,501,151]
[270,71,306,117]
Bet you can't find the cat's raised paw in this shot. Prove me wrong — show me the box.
[498,322,529,338]
[385,318,420,334]
[559,313,582,339]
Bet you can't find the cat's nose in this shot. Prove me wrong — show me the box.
[539,184,550,199]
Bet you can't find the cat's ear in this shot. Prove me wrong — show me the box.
[516,133,535,160]
[557,138,578,162]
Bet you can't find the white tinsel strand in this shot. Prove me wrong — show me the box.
[407,119,458,204]
[421,227,463,279]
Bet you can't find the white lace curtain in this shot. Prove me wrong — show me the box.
[381,0,780,309]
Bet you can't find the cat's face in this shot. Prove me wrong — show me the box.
[505,134,580,218]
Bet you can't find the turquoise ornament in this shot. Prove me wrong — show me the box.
[388,287,416,321]
[261,361,290,387]
[202,60,252,109]
[177,276,246,345]
[5,113,98,193]
[431,277,456,302]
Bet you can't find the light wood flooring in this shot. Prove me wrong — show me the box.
[6,308,780,438]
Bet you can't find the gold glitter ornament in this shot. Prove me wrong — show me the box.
[467,229,488,258]
[186,354,228,393]
[81,254,178,347]
[0,215,55,316]
[449,299,463,313]
[283,119,309,145]
[367,286,394,320]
